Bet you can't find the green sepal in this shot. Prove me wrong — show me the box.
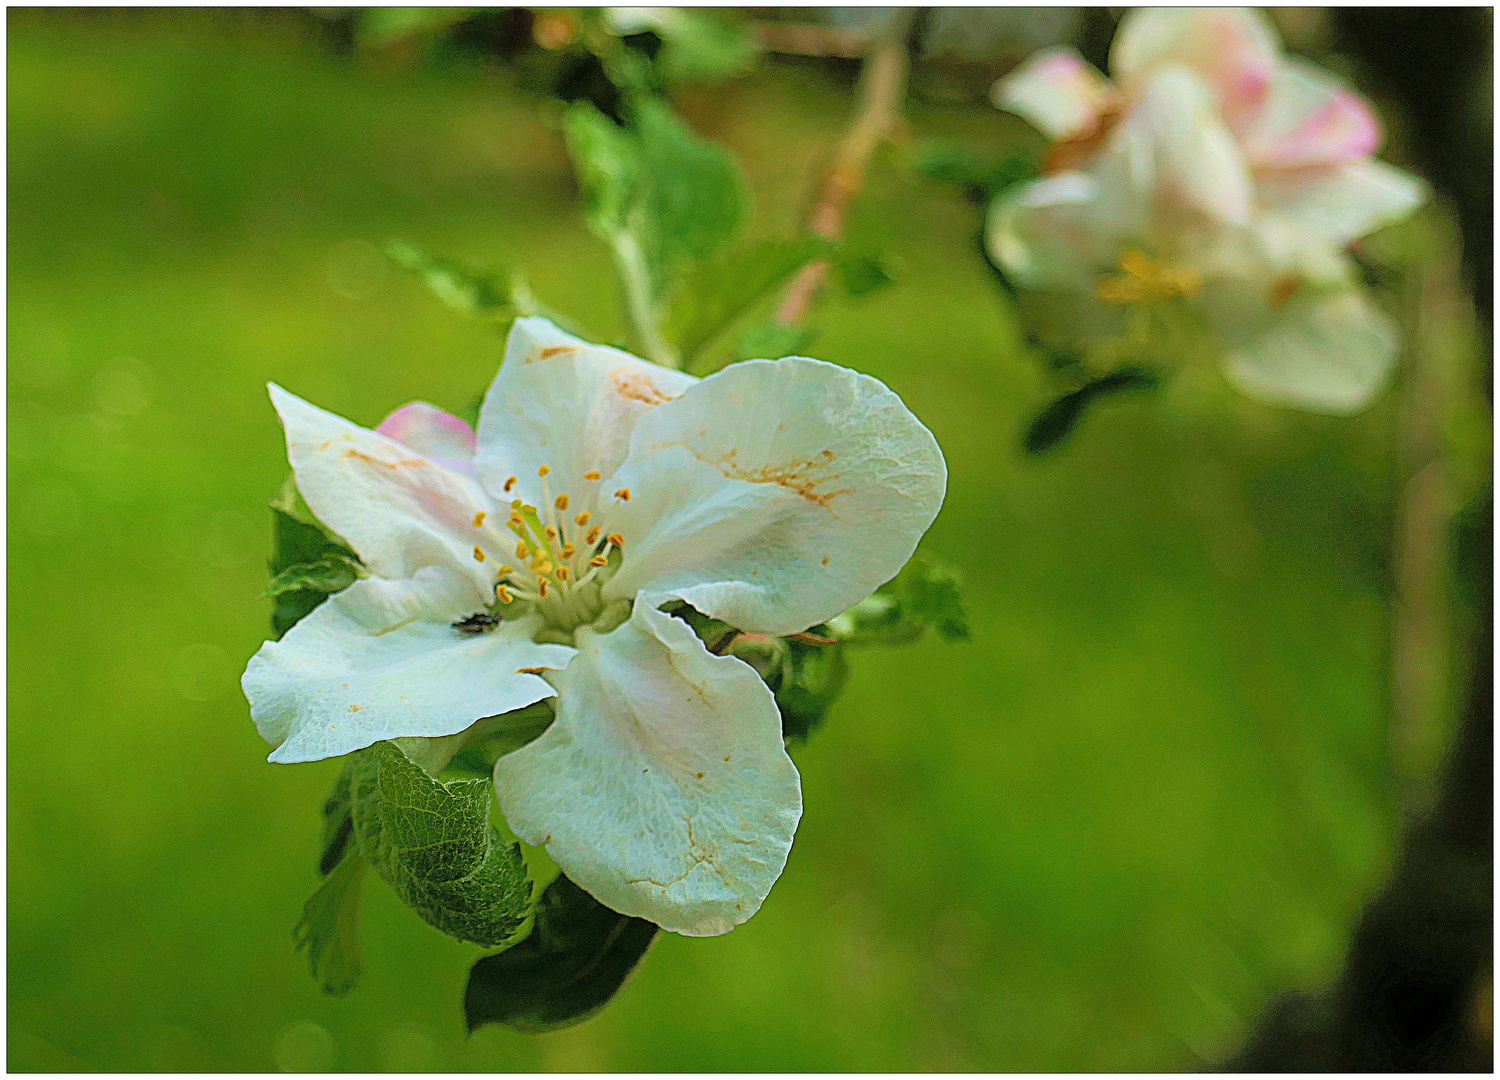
[293,851,367,997]
[318,760,356,877]
[665,237,829,367]
[350,742,532,949]
[773,635,850,744]
[464,874,658,1034]
[260,553,361,600]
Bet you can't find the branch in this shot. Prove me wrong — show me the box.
[773,11,916,328]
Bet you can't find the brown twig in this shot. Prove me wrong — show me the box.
[773,10,916,328]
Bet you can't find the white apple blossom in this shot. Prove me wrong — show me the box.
[242,317,946,936]
[989,7,1427,414]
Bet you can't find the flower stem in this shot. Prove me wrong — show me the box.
[613,230,681,369]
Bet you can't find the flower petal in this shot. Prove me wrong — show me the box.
[1093,65,1254,231]
[986,172,1116,290]
[377,401,477,476]
[992,46,1118,142]
[243,567,574,763]
[1257,159,1427,246]
[270,384,498,599]
[1244,58,1381,169]
[493,601,800,936]
[474,317,697,507]
[600,357,946,636]
[1110,7,1280,135]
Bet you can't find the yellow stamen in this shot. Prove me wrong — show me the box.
[503,476,518,493]
[496,583,514,604]
[537,578,551,598]
[583,470,602,481]
[614,487,631,502]
[472,511,486,528]
[556,566,571,581]
[589,555,608,568]
[510,498,522,510]
[554,493,570,512]
[585,526,602,546]
[561,542,576,558]
[472,545,487,563]
[544,525,558,542]
[606,532,625,547]
[574,511,591,528]
[521,504,537,515]
[496,564,514,579]
[537,464,551,478]
[515,540,530,560]
[530,555,554,575]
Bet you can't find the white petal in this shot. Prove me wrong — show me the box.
[1257,159,1427,246]
[376,401,477,476]
[1208,278,1398,415]
[474,317,697,508]
[992,46,1117,142]
[270,384,498,598]
[1094,66,1254,232]
[1244,58,1381,169]
[985,172,1116,290]
[1110,7,1280,134]
[243,567,574,763]
[600,357,946,636]
[493,601,801,936]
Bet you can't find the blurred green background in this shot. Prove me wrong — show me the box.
[5,8,1476,1072]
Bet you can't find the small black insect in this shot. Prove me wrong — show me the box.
[453,612,501,634]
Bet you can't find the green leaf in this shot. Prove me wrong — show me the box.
[266,476,362,639]
[732,321,817,362]
[464,874,658,1033]
[651,9,760,84]
[834,249,900,298]
[1023,367,1160,455]
[293,852,367,997]
[318,760,356,877]
[831,552,971,646]
[914,141,1038,203]
[633,97,746,287]
[350,742,532,948]
[356,7,477,50]
[261,553,360,600]
[384,240,520,323]
[665,237,829,365]
[563,102,641,242]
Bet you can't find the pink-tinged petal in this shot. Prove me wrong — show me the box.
[1257,159,1427,246]
[1246,59,1381,169]
[1111,8,1281,135]
[986,172,1117,290]
[377,401,477,476]
[992,46,1119,142]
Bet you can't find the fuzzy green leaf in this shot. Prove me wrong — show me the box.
[831,552,971,646]
[384,240,520,323]
[773,636,850,743]
[665,237,828,364]
[651,9,760,84]
[835,249,900,298]
[563,102,641,242]
[732,321,817,362]
[293,852,367,997]
[318,760,356,877]
[261,553,360,600]
[464,874,658,1033]
[266,476,361,639]
[350,742,531,948]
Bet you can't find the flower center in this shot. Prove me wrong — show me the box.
[462,463,636,643]
[1095,248,1202,304]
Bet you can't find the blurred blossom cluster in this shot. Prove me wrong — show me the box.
[989,7,1426,414]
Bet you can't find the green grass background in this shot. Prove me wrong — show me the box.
[9,10,1413,1071]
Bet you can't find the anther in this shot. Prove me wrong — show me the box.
[561,542,576,558]
[538,464,552,478]
[510,498,522,510]
[585,526,602,545]
[544,525,558,542]
[496,564,514,578]
[554,493,570,512]
[472,511,486,528]
[583,470,602,481]
[538,579,551,598]
[574,511,591,527]
[531,555,554,575]
[496,583,514,604]
[472,545,487,563]
[521,504,538,515]
[556,566,571,581]
[614,487,632,501]
[503,476,518,493]
[589,555,608,567]
[607,532,625,547]
[515,540,530,559]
